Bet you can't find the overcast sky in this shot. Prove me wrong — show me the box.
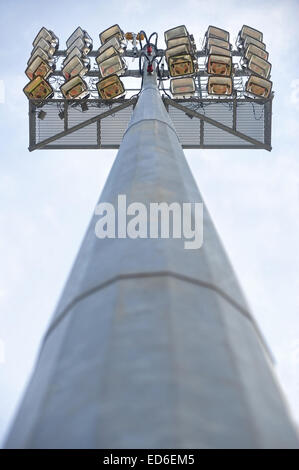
[0,0,299,446]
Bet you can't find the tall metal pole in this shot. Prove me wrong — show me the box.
[6,64,299,449]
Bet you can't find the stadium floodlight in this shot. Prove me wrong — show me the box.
[60,75,89,100]
[207,54,232,76]
[245,75,272,98]
[62,47,83,65]
[164,25,188,45]
[25,56,54,80]
[62,55,90,80]
[206,37,230,51]
[240,25,263,42]
[167,36,191,49]
[206,26,230,42]
[66,37,92,56]
[209,45,232,57]
[32,37,57,57]
[207,76,233,95]
[244,44,269,62]
[98,36,124,55]
[99,25,124,45]
[97,53,126,78]
[33,27,59,48]
[165,44,192,61]
[23,76,54,100]
[168,54,195,77]
[66,27,93,51]
[243,36,266,50]
[96,74,125,100]
[248,55,271,79]
[27,47,52,65]
[170,77,195,97]
[96,46,120,64]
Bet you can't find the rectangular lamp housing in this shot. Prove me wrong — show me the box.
[248,54,271,79]
[60,75,89,100]
[207,76,233,95]
[206,26,230,42]
[23,76,54,101]
[100,25,124,44]
[170,77,195,97]
[168,54,195,77]
[207,54,232,76]
[240,25,263,42]
[246,75,272,98]
[164,25,188,44]
[62,56,90,80]
[25,56,53,80]
[97,74,125,100]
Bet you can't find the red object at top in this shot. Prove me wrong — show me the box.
[147,45,152,55]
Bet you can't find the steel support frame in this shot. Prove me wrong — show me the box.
[29,99,137,151]
[164,98,271,151]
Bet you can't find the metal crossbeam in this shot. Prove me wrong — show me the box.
[29,99,136,151]
[164,98,271,151]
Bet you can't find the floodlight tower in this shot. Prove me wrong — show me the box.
[5,26,299,449]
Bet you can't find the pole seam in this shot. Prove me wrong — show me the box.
[41,270,273,362]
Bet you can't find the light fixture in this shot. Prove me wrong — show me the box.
[66,37,92,56]
[245,75,272,98]
[99,25,124,44]
[62,47,84,66]
[27,47,51,65]
[206,26,230,42]
[25,56,54,80]
[60,75,89,100]
[96,46,120,64]
[207,76,233,95]
[32,37,57,57]
[58,110,65,120]
[207,54,232,76]
[96,74,125,100]
[244,44,269,62]
[170,77,195,97]
[125,32,145,41]
[167,36,191,49]
[33,27,58,48]
[206,37,230,51]
[23,76,54,101]
[208,45,231,57]
[66,27,92,52]
[97,53,126,78]
[243,36,266,51]
[168,54,195,77]
[62,55,90,80]
[98,36,124,55]
[240,25,263,42]
[164,25,188,45]
[37,110,46,120]
[248,55,271,79]
[165,44,192,61]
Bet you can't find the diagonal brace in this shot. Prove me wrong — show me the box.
[164,98,270,150]
[29,99,137,151]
